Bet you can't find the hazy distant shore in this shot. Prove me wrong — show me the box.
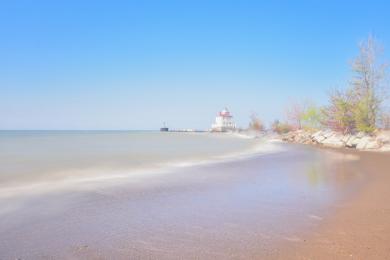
[1,141,389,259]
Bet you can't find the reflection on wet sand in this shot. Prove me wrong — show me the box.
[304,150,363,189]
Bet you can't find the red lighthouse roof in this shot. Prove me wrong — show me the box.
[219,108,232,117]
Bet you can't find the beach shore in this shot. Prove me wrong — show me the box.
[0,144,389,259]
[284,149,390,259]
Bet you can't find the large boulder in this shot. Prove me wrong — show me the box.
[356,132,366,138]
[341,134,352,144]
[346,136,358,148]
[356,136,375,150]
[315,135,326,143]
[365,140,380,150]
[380,144,390,152]
[311,130,323,138]
[349,136,362,148]
[311,131,326,143]
[311,131,320,140]
[322,130,335,139]
[321,134,344,148]
[376,132,390,145]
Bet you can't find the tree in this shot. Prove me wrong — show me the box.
[285,101,305,130]
[323,89,355,133]
[323,35,388,133]
[350,35,389,132]
[380,108,390,129]
[285,100,322,130]
[301,103,322,130]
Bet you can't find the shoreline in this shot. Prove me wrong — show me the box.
[0,135,279,203]
[2,143,386,259]
[283,149,390,259]
[279,129,390,152]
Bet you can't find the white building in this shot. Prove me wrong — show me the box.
[211,108,236,132]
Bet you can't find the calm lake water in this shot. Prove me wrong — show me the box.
[0,131,270,197]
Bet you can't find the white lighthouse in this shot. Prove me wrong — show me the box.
[211,108,236,132]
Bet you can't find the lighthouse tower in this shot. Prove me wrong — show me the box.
[211,108,236,132]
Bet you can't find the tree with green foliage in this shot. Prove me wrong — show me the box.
[301,103,322,130]
[323,89,356,133]
[285,100,322,131]
[323,35,388,133]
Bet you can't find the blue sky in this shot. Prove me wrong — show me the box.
[1,0,389,130]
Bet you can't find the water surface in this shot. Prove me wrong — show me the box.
[0,130,265,196]
[0,142,365,259]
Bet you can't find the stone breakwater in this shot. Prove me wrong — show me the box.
[281,130,390,152]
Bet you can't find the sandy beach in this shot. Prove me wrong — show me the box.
[285,149,390,259]
[0,143,388,259]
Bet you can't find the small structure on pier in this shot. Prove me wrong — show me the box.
[160,122,169,132]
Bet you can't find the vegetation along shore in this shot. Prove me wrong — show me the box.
[247,35,390,152]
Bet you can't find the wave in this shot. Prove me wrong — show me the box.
[0,138,284,202]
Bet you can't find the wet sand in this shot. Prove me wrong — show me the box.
[0,144,389,259]
[284,149,390,259]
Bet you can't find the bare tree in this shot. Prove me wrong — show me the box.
[285,101,305,130]
[284,99,322,130]
[350,34,389,131]
[380,108,390,129]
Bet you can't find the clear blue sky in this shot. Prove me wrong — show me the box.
[1,0,389,130]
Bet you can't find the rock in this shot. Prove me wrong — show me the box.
[341,134,352,144]
[323,130,335,139]
[356,136,374,150]
[280,129,388,152]
[350,136,362,148]
[282,130,321,145]
[356,132,366,138]
[376,132,390,145]
[311,131,323,139]
[380,144,390,152]
[365,141,380,150]
[315,135,326,143]
[311,131,326,143]
[321,134,344,148]
[346,136,356,147]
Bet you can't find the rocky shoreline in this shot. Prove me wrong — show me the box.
[281,130,390,152]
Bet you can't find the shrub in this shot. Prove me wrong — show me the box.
[301,104,323,130]
[323,89,356,134]
[249,113,265,131]
[271,120,293,134]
